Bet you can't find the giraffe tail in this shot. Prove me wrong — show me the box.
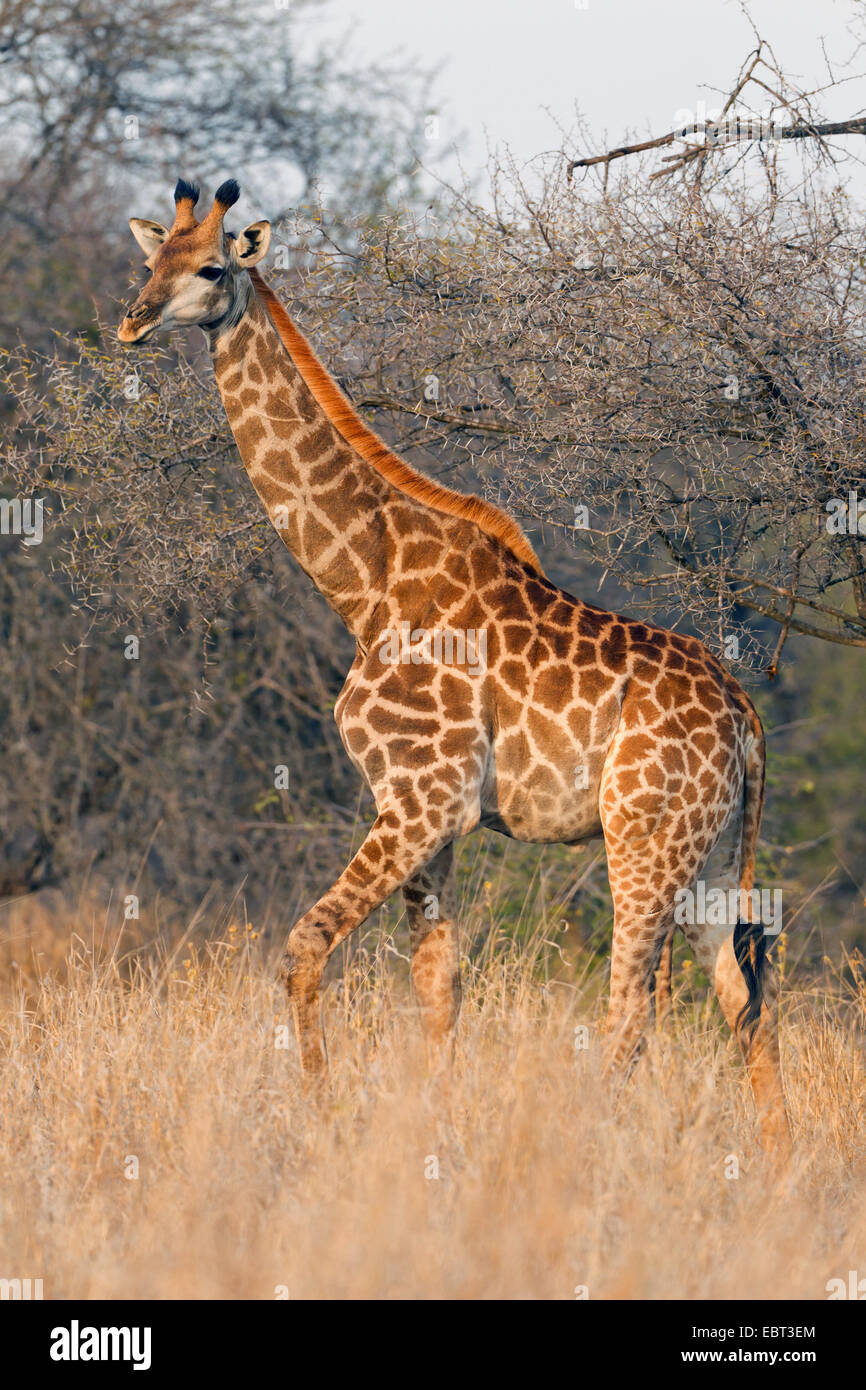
[732,718,767,1041]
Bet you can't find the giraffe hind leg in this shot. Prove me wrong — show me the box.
[654,924,674,1025]
[602,894,676,1077]
[402,842,461,1071]
[684,830,791,1156]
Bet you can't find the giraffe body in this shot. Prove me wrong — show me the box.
[118,180,790,1153]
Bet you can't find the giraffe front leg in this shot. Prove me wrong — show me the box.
[281,809,453,1081]
[403,843,461,1072]
[280,919,329,1082]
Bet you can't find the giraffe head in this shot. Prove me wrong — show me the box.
[117,179,271,344]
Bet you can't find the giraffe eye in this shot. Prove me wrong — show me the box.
[197,265,225,281]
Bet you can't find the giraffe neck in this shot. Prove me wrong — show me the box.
[209,283,397,642]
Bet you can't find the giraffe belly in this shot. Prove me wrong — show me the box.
[480,754,604,844]
[480,801,603,845]
[481,676,622,844]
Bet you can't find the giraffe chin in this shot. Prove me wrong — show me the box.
[117,318,161,345]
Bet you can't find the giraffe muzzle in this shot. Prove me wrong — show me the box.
[117,302,162,344]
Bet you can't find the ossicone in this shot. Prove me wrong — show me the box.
[173,178,200,207]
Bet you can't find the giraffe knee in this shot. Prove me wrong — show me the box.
[281,921,329,999]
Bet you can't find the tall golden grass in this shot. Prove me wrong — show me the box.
[0,866,864,1301]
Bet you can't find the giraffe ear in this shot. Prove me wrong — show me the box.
[233,220,271,267]
[129,218,169,256]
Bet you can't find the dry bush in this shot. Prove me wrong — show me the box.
[0,334,362,903]
[288,162,866,674]
[0,0,435,348]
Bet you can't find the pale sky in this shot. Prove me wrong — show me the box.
[308,0,866,193]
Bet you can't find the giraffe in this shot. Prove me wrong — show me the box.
[118,179,790,1153]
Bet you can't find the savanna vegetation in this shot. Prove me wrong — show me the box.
[1,1,864,1299]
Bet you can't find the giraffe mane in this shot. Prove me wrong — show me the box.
[247,269,543,575]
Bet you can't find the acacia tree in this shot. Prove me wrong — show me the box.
[285,37,866,674]
[0,0,438,901]
[0,0,437,345]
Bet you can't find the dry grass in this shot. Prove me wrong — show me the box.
[0,888,865,1301]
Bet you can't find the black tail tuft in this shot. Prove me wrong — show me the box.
[733,918,766,1042]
